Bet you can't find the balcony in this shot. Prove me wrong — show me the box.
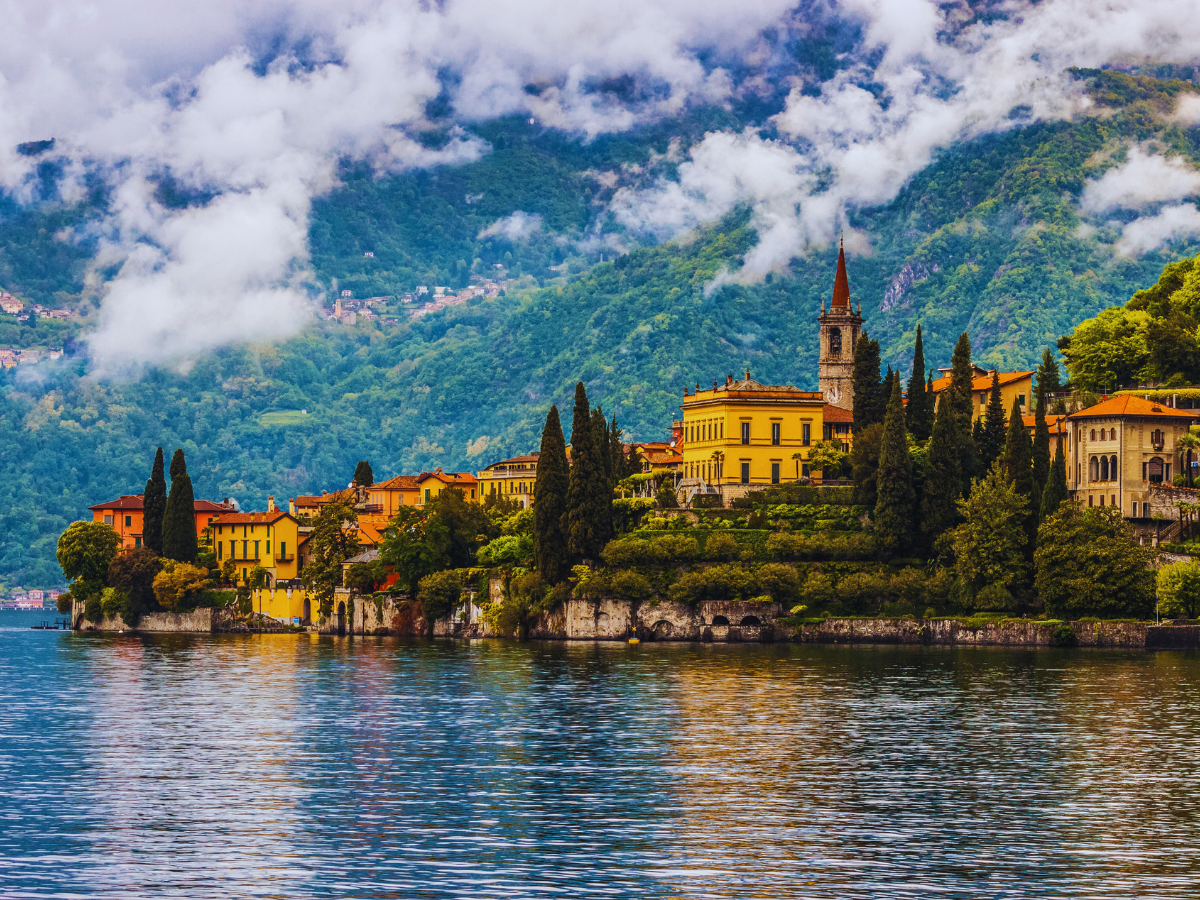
[275,553,295,563]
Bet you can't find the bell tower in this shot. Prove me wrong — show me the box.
[818,238,863,411]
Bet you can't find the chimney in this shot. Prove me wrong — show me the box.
[289,499,296,516]
[267,496,276,512]
[745,370,751,380]
[727,374,732,384]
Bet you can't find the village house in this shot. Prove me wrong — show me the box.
[417,469,478,504]
[930,366,1035,423]
[89,494,234,550]
[476,454,539,507]
[1064,394,1197,520]
[0,292,22,315]
[210,501,302,588]
[630,442,683,478]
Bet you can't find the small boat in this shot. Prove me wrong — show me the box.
[30,620,59,630]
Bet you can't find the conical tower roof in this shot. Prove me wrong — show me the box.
[831,237,850,308]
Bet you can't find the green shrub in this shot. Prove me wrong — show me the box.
[83,594,102,623]
[705,532,739,561]
[668,564,754,606]
[100,587,128,620]
[611,570,653,601]
[198,589,237,608]
[972,583,1016,611]
[417,570,461,623]
[799,571,836,608]
[754,563,802,605]
[691,494,723,509]
[1051,623,1078,647]
[835,572,891,614]
[477,533,535,567]
[656,485,678,508]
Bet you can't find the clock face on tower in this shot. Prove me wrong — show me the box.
[827,384,841,404]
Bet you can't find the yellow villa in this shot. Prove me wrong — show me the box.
[210,505,302,587]
[476,454,539,507]
[417,469,479,504]
[930,366,1035,424]
[678,372,827,503]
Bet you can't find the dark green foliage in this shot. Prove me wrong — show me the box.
[921,397,963,556]
[161,449,197,563]
[345,560,382,593]
[1040,436,1069,523]
[1035,505,1155,619]
[1002,397,1034,500]
[849,422,884,510]
[142,447,166,555]
[906,325,932,442]
[980,371,1007,471]
[1036,349,1062,397]
[56,521,120,602]
[591,406,614,545]
[851,333,884,429]
[1031,386,1051,504]
[428,488,491,569]
[567,382,611,561]
[352,460,374,486]
[874,378,914,559]
[417,570,461,626]
[533,405,570,583]
[301,498,360,616]
[948,333,975,422]
[106,548,163,623]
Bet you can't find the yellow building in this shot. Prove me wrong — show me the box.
[929,366,1034,424]
[678,372,826,501]
[417,469,479,504]
[476,454,539,507]
[210,507,302,587]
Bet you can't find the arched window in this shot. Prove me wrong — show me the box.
[1149,456,1165,484]
[1110,456,1118,481]
[829,327,842,355]
[1110,428,1117,440]
[1100,456,1109,481]
[1089,456,1099,482]
[1090,429,1096,441]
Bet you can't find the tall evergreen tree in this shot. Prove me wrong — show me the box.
[1036,348,1063,398]
[1001,396,1037,566]
[352,460,374,486]
[533,405,571,583]
[851,332,884,429]
[874,377,915,559]
[922,393,963,556]
[1032,385,1051,504]
[142,447,167,555]
[567,383,604,561]
[948,332,981,487]
[980,371,1007,470]
[1039,435,1070,525]
[609,415,627,486]
[591,406,614,545]
[906,325,932,442]
[161,449,198,563]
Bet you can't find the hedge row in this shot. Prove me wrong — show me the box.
[602,529,876,565]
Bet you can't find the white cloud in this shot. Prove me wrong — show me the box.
[477,211,543,241]
[1170,93,1200,125]
[1115,204,1200,256]
[1081,146,1200,215]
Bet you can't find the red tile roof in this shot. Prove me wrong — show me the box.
[1068,395,1197,420]
[823,404,854,423]
[90,494,234,513]
[929,371,1033,394]
[209,510,293,525]
[373,475,420,490]
[417,470,478,485]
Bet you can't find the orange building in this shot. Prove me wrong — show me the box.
[89,494,234,550]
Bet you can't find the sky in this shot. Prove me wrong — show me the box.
[0,0,1199,370]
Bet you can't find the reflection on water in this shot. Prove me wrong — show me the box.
[2,621,1200,898]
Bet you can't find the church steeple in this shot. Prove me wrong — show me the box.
[831,236,850,308]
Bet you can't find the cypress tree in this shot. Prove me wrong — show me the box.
[162,449,198,563]
[921,394,963,557]
[352,460,374,486]
[980,371,1007,471]
[907,325,932,442]
[609,415,627,487]
[1040,435,1069,523]
[1036,348,1062,398]
[1001,396,1036,565]
[533,405,571,583]
[591,406,614,545]
[142,447,167,555]
[851,333,884,429]
[874,377,915,559]
[948,332,981,487]
[567,383,601,561]
[1032,385,1051,505]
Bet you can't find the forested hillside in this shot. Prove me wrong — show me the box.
[1,69,1199,589]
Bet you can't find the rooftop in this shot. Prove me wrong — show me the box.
[928,370,1033,394]
[1068,394,1198,421]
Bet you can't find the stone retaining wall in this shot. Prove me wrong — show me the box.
[72,601,214,633]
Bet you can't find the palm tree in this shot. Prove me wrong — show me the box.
[1179,432,1200,487]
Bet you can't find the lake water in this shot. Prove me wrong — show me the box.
[3,609,1200,898]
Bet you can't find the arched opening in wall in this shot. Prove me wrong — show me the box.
[1100,456,1109,481]
[337,601,346,636]
[739,616,761,627]
[828,328,842,356]
[302,598,311,624]
[1090,456,1099,481]
[1110,428,1117,440]
[1149,456,1165,484]
[1110,455,1118,481]
[1090,429,1096,441]
[711,615,730,626]
[653,620,674,640]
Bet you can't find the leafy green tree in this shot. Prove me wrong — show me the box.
[849,422,884,509]
[417,570,461,629]
[428,487,491,568]
[380,507,450,594]
[906,325,932,442]
[107,547,163,623]
[1157,560,1200,618]
[980,371,1006,471]
[1035,506,1155,619]
[345,560,382,593]
[950,462,1028,608]
[1002,396,1034,500]
[874,377,914,558]
[57,521,121,603]
[142,447,167,555]
[533,404,570,583]
[301,498,360,618]
[807,441,848,478]
[1060,307,1152,391]
[851,332,884,429]
[161,449,197,563]
[151,561,211,612]
[1040,436,1069,522]
[921,396,963,557]
[1032,386,1051,503]
[948,332,981,485]
[352,460,374,486]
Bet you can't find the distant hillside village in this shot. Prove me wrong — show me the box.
[0,287,70,369]
[325,271,511,325]
[54,246,1200,635]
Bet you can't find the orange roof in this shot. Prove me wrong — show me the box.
[294,489,352,506]
[1068,395,1198,421]
[929,370,1033,394]
[831,239,850,308]
[633,441,673,451]
[1021,414,1068,431]
[90,494,234,513]
[356,522,386,546]
[373,475,419,491]
[823,404,854,423]
[417,470,478,486]
[210,510,293,525]
[644,449,683,465]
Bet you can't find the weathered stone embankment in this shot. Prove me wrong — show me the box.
[72,601,298,634]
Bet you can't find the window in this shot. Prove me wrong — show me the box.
[1149,457,1164,484]
[1110,428,1116,440]
[741,422,750,445]
[1133,501,1139,518]
[280,542,286,559]
[802,464,810,477]
[134,537,142,549]
[1099,495,1105,506]
[1111,495,1117,507]
[1110,456,1118,481]
[771,463,780,485]
[824,423,833,441]
[242,541,248,558]
[103,514,114,525]
[829,327,842,355]
[1100,456,1109,480]
[772,423,781,445]
[1089,495,1094,507]
[1091,429,1096,440]
[230,540,235,560]
[1143,463,1148,481]
[218,542,223,560]
[425,489,431,502]
[1089,456,1099,482]
[125,515,132,527]
[719,423,723,439]
[740,462,750,484]
[802,424,811,446]
[1018,393,1026,407]
[266,542,271,556]
[254,541,260,560]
